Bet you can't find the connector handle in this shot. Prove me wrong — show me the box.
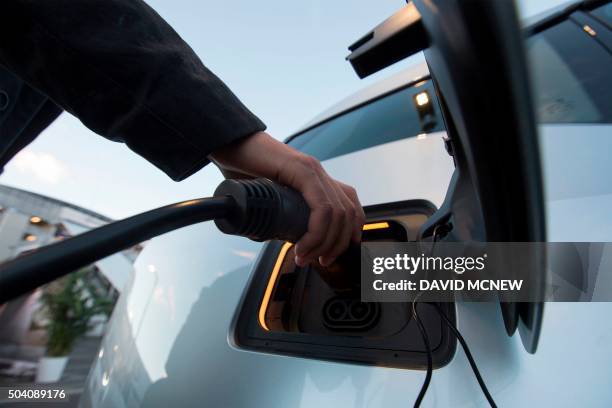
[214,178,310,243]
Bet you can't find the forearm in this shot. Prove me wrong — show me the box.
[0,0,264,180]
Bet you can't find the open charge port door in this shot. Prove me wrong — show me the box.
[231,201,457,370]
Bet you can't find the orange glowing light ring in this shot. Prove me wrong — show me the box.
[258,222,390,331]
[362,221,390,231]
[258,242,293,331]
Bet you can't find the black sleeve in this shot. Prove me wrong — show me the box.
[0,0,266,181]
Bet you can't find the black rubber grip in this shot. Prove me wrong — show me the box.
[214,178,310,243]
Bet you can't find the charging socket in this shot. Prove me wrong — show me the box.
[230,200,457,369]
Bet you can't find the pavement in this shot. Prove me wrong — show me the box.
[0,337,101,408]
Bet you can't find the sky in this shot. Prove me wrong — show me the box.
[1,0,565,219]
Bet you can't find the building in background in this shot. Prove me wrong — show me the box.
[0,184,140,376]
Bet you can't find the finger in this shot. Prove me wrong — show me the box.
[301,174,345,265]
[295,203,334,266]
[319,187,354,266]
[338,182,365,243]
[316,205,346,266]
[284,160,331,265]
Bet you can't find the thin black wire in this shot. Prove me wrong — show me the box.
[412,301,433,408]
[413,227,496,407]
[411,224,439,408]
[432,303,497,408]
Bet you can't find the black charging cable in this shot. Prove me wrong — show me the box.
[0,178,310,304]
[432,303,497,408]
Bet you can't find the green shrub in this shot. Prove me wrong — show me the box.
[39,268,113,357]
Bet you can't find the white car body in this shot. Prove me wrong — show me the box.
[82,4,612,407]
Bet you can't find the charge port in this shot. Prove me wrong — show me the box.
[262,219,418,336]
[238,200,456,370]
[323,297,380,331]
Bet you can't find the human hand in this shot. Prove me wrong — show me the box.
[209,131,365,266]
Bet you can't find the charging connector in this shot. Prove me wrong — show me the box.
[214,178,309,243]
[0,178,310,303]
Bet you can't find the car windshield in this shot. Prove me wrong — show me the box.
[287,79,443,161]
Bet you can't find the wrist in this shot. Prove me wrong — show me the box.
[209,131,304,182]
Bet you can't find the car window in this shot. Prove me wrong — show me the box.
[288,80,444,161]
[527,20,612,123]
[592,3,612,28]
